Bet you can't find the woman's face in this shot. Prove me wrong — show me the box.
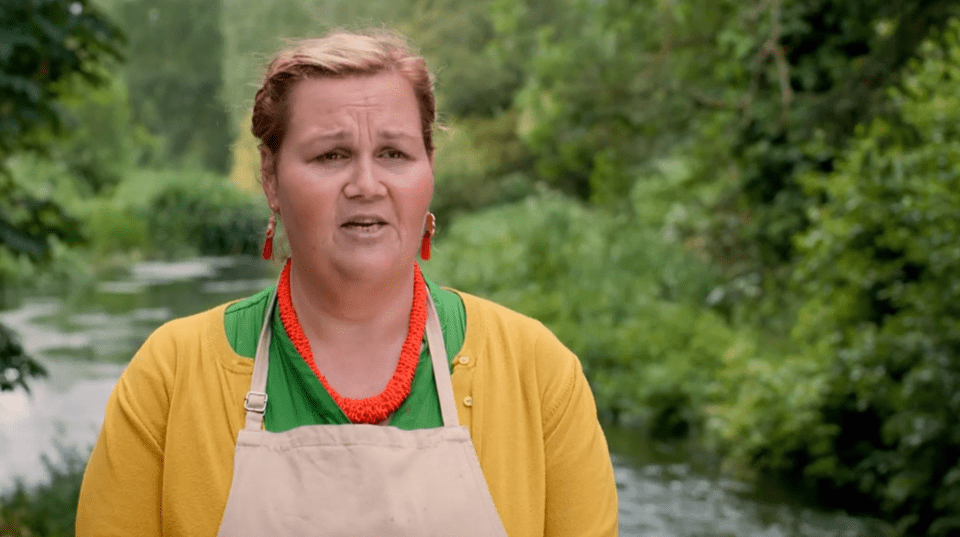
[262,72,433,282]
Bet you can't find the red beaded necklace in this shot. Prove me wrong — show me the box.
[277,260,427,424]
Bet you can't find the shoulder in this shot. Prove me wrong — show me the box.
[101,303,235,448]
[454,290,581,390]
[141,302,231,355]
[125,301,247,388]
[456,290,573,355]
[456,290,554,340]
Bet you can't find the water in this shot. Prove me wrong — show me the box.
[607,428,892,536]
[0,257,890,536]
[0,257,276,487]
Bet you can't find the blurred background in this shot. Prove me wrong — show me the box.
[2,0,960,535]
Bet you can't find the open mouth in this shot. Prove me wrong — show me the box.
[342,217,387,231]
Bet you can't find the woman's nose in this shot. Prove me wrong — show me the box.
[343,156,387,199]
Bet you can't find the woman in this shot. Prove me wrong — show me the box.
[76,30,618,536]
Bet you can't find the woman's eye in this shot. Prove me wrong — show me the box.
[382,149,408,159]
[317,151,347,161]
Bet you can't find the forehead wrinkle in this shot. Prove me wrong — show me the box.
[287,88,422,145]
[300,124,419,145]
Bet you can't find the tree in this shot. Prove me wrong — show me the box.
[0,0,123,391]
[495,0,960,322]
[0,0,122,157]
[112,0,232,172]
[788,25,960,533]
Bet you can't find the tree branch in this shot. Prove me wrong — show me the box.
[743,0,793,124]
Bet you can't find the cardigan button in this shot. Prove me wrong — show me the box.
[463,396,473,407]
[458,356,470,365]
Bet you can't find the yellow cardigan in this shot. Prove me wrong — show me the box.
[76,291,618,536]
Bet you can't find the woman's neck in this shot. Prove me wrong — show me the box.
[286,259,416,349]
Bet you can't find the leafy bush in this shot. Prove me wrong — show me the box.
[100,168,264,258]
[735,24,960,535]
[84,199,150,256]
[54,77,157,196]
[0,0,122,159]
[0,444,88,537]
[425,186,735,433]
[0,322,45,392]
[430,114,535,225]
[707,346,836,479]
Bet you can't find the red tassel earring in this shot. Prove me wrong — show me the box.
[262,213,276,260]
[420,212,436,260]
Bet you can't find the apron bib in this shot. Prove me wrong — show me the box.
[217,285,509,536]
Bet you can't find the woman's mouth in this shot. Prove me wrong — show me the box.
[341,218,387,236]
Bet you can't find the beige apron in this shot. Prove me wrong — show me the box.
[217,286,509,536]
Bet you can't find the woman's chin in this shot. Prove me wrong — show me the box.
[329,249,413,281]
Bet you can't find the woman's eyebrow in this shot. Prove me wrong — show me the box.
[378,129,419,141]
[307,129,349,142]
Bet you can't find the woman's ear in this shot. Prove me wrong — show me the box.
[260,146,280,211]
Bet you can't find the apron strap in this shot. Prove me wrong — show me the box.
[244,285,277,431]
[242,278,458,430]
[423,288,459,428]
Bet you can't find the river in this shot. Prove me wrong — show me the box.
[0,256,892,536]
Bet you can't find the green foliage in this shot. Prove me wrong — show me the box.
[0,322,46,392]
[96,168,264,258]
[430,114,534,224]
[0,0,123,392]
[731,23,960,534]
[397,0,521,119]
[82,198,149,257]
[425,186,734,433]
[708,346,836,478]
[494,0,960,330]
[109,0,233,172]
[0,444,88,537]
[2,154,262,262]
[0,182,83,262]
[0,0,123,159]
[505,0,688,201]
[53,76,152,195]
[0,0,121,259]
[2,154,96,271]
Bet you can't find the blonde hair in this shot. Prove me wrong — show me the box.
[251,30,436,157]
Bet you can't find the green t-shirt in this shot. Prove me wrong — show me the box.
[223,278,466,432]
